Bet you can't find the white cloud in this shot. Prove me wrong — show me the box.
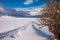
[15,6,43,11]
[14,7,43,16]
[24,0,33,5]
[14,8,31,11]
[29,8,43,16]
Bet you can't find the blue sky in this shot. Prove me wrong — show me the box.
[0,0,47,8]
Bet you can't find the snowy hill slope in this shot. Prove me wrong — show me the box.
[0,22,53,40]
[20,22,50,40]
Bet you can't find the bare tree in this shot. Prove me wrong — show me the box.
[38,0,60,40]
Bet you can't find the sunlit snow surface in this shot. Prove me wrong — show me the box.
[0,16,54,40]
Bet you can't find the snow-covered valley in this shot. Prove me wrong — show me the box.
[0,16,54,40]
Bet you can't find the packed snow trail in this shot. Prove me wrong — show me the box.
[0,23,29,40]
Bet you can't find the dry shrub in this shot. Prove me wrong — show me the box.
[38,0,60,40]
